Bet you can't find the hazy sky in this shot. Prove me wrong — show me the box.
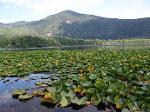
[0,0,150,23]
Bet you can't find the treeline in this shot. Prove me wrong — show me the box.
[55,37,103,46]
[0,35,103,48]
[0,36,59,48]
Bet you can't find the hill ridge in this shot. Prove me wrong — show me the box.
[0,10,150,39]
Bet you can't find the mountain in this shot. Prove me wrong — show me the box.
[0,10,150,39]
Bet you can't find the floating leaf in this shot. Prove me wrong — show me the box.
[33,90,45,97]
[60,96,70,107]
[18,94,33,101]
[12,89,26,98]
[42,92,57,104]
[89,74,97,80]
[71,97,87,105]
[121,108,130,112]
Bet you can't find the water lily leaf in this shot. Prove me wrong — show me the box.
[46,87,57,93]
[89,74,97,80]
[115,98,126,109]
[18,94,33,101]
[121,108,130,112]
[91,96,101,105]
[42,92,57,104]
[94,79,105,89]
[60,96,70,107]
[12,89,26,98]
[67,89,75,98]
[44,92,53,99]
[51,75,59,80]
[116,102,123,109]
[35,82,45,86]
[71,97,87,105]
[82,81,92,87]
[60,91,68,97]
[139,70,144,75]
[65,82,73,87]
[106,95,114,103]
[86,88,97,96]
[72,75,79,81]
[33,90,45,97]
[128,102,140,112]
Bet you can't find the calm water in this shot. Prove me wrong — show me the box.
[0,73,106,112]
[1,44,150,51]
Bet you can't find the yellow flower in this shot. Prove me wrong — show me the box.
[74,86,82,93]
[116,102,122,109]
[87,65,94,73]
[79,74,85,80]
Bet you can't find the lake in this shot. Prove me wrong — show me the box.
[0,73,109,112]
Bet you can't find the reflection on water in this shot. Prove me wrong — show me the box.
[53,45,150,50]
[0,74,50,92]
[1,44,150,51]
[0,73,103,112]
[67,45,150,50]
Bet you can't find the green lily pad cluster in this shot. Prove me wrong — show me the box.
[0,49,150,111]
[12,89,33,101]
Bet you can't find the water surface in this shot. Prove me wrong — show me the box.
[0,73,107,112]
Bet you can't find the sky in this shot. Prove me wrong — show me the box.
[0,0,150,23]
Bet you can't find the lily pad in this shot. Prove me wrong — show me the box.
[71,97,87,105]
[35,82,48,87]
[12,89,26,98]
[89,74,97,80]
[18,94,34,101]
[41,92,57,104]
[60,96,70,107]
[33,90,45,97]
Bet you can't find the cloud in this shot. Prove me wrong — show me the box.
[0,0,104,14]
[0,0,150,23]
[0,0,105,20]
[0,0,104,8]
[0,0,30,5]
[92,0,150,19]
[30,0,104,16]
[0,18,10,23]
[5,5,10,9]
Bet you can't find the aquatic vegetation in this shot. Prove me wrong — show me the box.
[0,49,149,111]
[18,94,34,101]
[12,89,26,98]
